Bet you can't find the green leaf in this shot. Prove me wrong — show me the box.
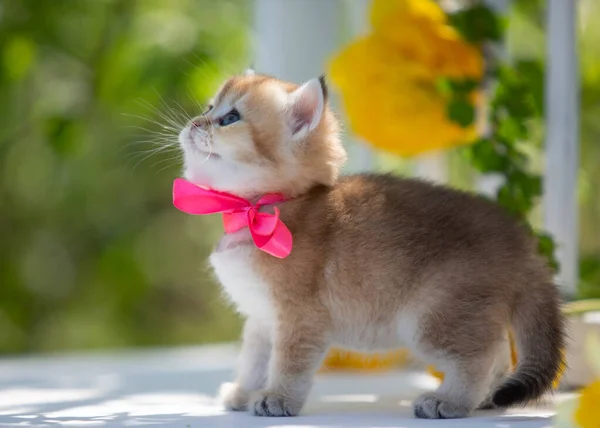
[578,257,600,299]
[497,182,533,217]
[505,170,542,200]
[523,175,542,199]
[515,60,545,117]
[448,79,479,95]
[536,232,560,271]
[436,77,452,96]
[448,4,503,43]
[468,138,507,172]
[447,98,475,128]
[494,67,537,120]
[497,116,529,141]
[537,233,555,255]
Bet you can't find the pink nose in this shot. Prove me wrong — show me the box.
[190,116,209,128]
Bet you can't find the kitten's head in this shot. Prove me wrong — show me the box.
[179,70,346,198]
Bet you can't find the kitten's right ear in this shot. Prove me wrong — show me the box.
[318,75,328,102]
[288,77,327,140]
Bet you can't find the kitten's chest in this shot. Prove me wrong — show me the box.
[209,238,275,322]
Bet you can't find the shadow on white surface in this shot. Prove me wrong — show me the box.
[0,346,555,427]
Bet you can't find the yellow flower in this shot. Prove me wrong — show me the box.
[328,0,483,156]
[370,0,481,79]
[321,348,410,372]
[575,380,600,428]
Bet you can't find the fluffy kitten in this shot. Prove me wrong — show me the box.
[177,70,565,419]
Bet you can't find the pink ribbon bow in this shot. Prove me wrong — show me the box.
[172,178,293,258]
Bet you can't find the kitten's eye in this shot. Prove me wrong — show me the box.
[219,109,241,126]
[202,105,213,115]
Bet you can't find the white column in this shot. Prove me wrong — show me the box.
[254,0,371,172]
[254,0,339,84]
[344,0,374,172]
[544,0,580,296]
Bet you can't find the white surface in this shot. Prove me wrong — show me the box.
[543,0,580,296]
[0,345,558,427]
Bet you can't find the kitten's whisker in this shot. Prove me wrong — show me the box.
[154,155,184,175]
[122,141,179,153]
[199,123,217,164]
[172,99,194,123]
[127,137,178,144]
[127,145,176,170]
[151,90,189,129]
[119,140,177,155]
[125,125,179,137]
[123,114,180,133]
[201,146,213,164]
[160,102,185,126]
[150,154,183,170]
[126,103,182,131]
[123,99,186,172]
[126,148,169,165]
[125,133,178,140]
[187,91,207,113]
[137,98,185,131]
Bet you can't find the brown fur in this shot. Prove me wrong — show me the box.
[178,73,565,419]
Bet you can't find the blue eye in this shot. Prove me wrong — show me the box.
[219,109,241,126]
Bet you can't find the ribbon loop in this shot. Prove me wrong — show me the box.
[172,178,293,258]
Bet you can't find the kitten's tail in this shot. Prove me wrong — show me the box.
[492,280,566,407]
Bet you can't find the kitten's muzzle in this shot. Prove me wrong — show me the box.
[190,116,212,129]
[185,124,220,159]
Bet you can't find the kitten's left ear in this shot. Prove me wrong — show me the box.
[288,77,327,140]
[243,68,255,76]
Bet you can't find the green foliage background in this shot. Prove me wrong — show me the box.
[0,0,248,354]
[0,0,599,355]
[505,0,600,297]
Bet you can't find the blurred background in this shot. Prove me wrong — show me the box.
[0,0,599,356]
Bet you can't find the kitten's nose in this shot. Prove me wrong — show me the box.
[190,116,209,128]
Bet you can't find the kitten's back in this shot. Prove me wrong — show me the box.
[323,173,533,268]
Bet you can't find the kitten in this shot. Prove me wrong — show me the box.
[177,70,565,419]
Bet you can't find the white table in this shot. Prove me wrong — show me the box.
[0,345,558,427]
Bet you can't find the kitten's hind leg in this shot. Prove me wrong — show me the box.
[477,334,512,410]
[414,354,495,419]
[220,317,272,411]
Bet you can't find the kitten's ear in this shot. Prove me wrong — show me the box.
[243,68,255,76]
[288,77,326,140]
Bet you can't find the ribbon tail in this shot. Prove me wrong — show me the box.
[172,178,250,215]
[250,220,293,259]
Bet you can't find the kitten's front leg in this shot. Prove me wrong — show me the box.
[250,314,330,417]
[220,317,272,411]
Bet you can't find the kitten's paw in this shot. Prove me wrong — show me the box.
[413,393,470,419]
[249,390,302,417]
[219,382,249,411]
